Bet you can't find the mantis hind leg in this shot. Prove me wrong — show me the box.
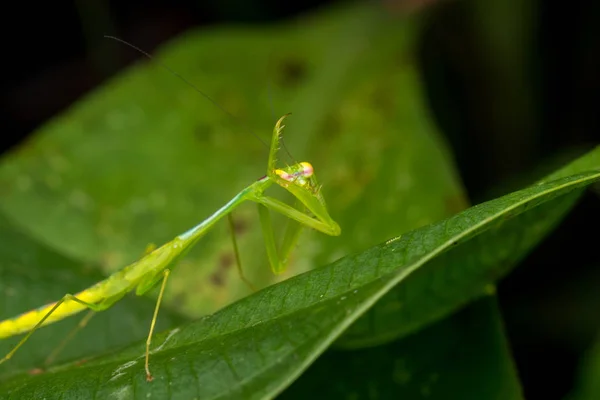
[228,213,256,292]
[0,294,106,367]
[144,269,170,382]
[44,310,96,366]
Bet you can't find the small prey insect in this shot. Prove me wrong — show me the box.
[0,114,341,381]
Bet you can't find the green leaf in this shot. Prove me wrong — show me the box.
[282,297,523,400]
[1,149,597,398]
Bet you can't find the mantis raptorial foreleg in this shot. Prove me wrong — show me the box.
[257,195,338,237]
[257,198,308,275]
[278,200,308,269]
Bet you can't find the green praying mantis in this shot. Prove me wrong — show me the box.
[0,39,341,382]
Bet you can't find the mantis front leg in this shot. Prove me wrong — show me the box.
[257,198,309,275]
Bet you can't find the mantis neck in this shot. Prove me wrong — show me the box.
[177,176,272,244]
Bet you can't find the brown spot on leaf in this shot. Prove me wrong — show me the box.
[75,358,89,366]
[276,58,307,87]
[230,216,248,236]
[210,272,225,287]
[28,368,45,375]
[219,252,234,270]
[210,252,234,287]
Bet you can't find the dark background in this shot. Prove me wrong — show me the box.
[1,1,598,398]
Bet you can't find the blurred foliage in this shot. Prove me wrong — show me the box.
[570,332,600,400]
[0,1,598,399]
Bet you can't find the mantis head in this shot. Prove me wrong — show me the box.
[269,115,341,237]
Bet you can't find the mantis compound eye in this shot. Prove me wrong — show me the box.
[299,162,314,177]
[276,162,314,182]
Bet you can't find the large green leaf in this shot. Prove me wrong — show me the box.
[282,297,523,400]
[1,148,597,398]
[338,147,600,347]
[0,3,464,320]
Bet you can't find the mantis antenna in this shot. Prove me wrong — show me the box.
[104,35,298,164]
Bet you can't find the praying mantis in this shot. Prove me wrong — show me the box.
[0,64,341,381]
